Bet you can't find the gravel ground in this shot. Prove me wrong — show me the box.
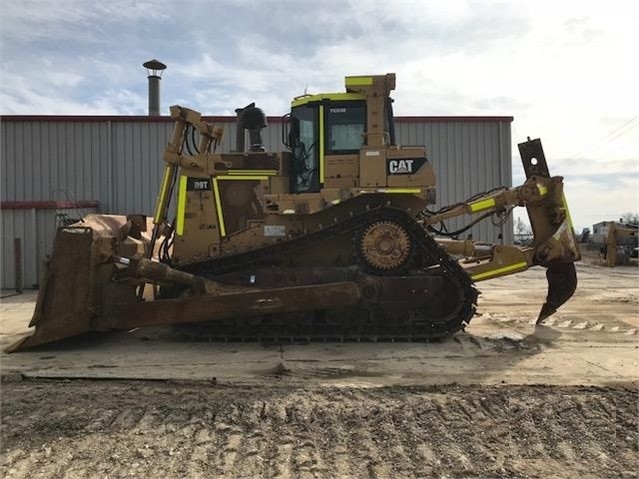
[1,379,637,479]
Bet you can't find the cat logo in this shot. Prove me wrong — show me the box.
[387,158,427,175]
[389,159,414,174]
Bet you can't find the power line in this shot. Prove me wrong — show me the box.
[570,116,638,159]
[575,120,637,160]
[591,133,639,163]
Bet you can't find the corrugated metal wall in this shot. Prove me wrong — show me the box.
[395,120,512,242]
[1,117,512,289]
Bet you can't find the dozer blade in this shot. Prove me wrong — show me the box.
[5,214,144,353]
[537,262,577,324]
[5,227,96,352]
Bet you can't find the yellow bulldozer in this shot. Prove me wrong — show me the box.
[8,73,581,352]
[601,222,638,267]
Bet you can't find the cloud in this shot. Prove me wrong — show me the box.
[0,0,169,43]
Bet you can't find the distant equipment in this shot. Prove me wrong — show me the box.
[578,227,590,243]
[143,59,167,116]
[602,222,638,266]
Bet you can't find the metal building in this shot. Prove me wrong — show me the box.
[0,114,513,289]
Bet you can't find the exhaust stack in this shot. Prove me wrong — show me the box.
[143,59,167,116]
[234,103,268,152]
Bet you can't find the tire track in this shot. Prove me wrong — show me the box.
[311,391,353,478]
[1,380,636,479]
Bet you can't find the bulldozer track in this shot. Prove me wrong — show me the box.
[1,380,636,479]
[176,207,478,342]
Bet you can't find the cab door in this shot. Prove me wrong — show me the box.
[289,105,320,193]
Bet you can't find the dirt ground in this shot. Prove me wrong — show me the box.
[1,262,638,478]
[1,380,637,479]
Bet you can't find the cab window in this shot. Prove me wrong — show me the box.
[325,102,366,154]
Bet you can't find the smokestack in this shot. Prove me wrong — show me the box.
[142,59,167,116]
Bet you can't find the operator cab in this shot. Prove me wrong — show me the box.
[286,92,396,193]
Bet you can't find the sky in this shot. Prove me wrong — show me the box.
[1,0,638,233]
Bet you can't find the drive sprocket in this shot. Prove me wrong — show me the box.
[358,220,412,272]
